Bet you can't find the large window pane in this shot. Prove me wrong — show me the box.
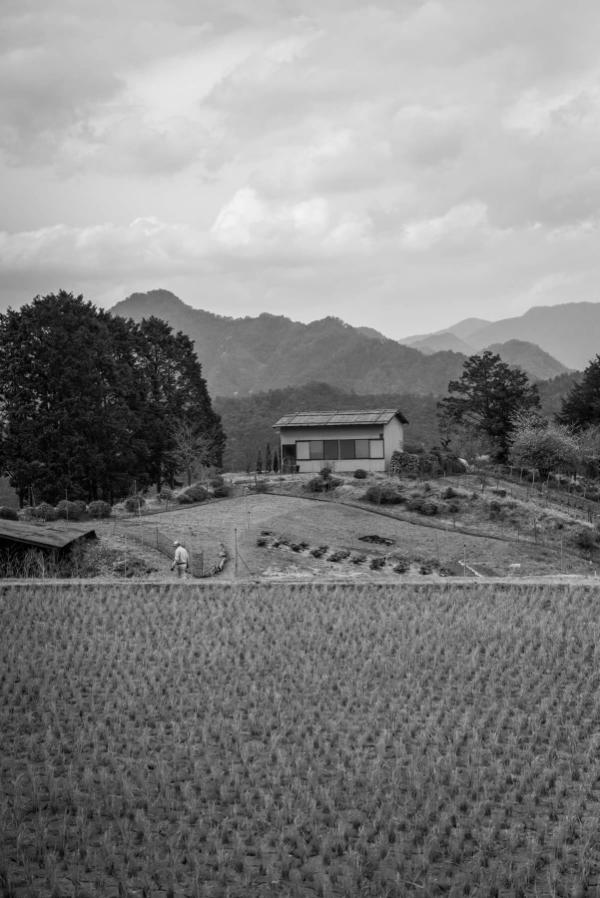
[340,439,355,459]
[296,441,310,460]
[355,439,369,459]
[369,440,384,458]
[324,439,339,460]
[309,440,323,460]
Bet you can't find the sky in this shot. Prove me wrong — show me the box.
[1,0,600,339]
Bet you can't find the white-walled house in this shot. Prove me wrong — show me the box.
[273,408,408,474]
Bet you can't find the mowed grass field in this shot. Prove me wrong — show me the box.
[2,582,600,897]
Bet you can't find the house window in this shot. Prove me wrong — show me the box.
[324,440,338,460]
[296,437,385,460]
[355,439,370,459]
[340,439,355,459]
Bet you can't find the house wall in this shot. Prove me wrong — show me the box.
[278,421,404,474]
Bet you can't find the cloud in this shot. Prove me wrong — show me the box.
[211,187,371,254]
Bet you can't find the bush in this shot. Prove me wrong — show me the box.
[158,488,173,502]
[87,500,112,519]
[370,556,386,570]
[310,545,328,558]
[406,495,425,512]
[442,486,457,499]
[393,557,410,573]
[252,480,269,494]
[56,499,87,521]
[328,549,351,563]
[32,502,58,521]
[574,527,597,550]
[365,484,404,505]
[213,483,231,498]
[306,476,326,493]
[177,485,208,504]
[210,475,225,489]
[125,496,145,513]
[419,499,439,516]
[354,469,368,479]
[0,506,18,520]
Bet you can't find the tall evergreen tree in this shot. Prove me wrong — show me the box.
[0,293,224,503]
[135,317,224,492]
[557,355,600,428]
[438,351,540,461]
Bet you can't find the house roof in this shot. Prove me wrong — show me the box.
[274,408,408,428]
[0,519,97,550]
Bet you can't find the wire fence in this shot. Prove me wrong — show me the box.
[110,520,228,578]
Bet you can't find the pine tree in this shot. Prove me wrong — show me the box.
[438,351,540,461]
[558,355,600,428]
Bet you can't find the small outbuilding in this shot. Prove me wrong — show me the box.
[273,408,408,474]
[0,519,96,554]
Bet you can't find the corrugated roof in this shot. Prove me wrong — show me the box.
[273,408,408,428]
[0,520,97,550]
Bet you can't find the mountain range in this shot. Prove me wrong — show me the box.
[111,290,591,398]
[112,291,467,397]
[400,302,600,370]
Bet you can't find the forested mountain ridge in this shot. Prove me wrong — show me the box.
[111,290,467,397]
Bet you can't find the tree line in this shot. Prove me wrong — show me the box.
[0,291,224,505]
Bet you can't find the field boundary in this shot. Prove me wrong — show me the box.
[2,575,599,592]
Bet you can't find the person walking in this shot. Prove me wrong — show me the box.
[171,540,189,578]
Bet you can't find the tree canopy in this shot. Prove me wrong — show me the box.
[0,291,224,504]
[557,355,600,429]
[438,351,540,461]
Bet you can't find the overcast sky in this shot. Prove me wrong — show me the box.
[2,1,600,338]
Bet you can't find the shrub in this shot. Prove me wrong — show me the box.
[0,506,18,520]
[56,499,87,521]
[393,557,410,573]
[32,502,58,521]
[406,495,425,512]
[252,480,269,494]
[125,496,145,513]
[328,549,350,562]
[158,488,173,502]
[213,483,231,498]
[442,486,457,500]
[306,477,325,493]
[310,545,328,558]
[320,466,333,480]
[87,500,112,519]
[489,500,504,520]
[365,484,404,505]
[370,556,386,570]
[419,499,439,516]
[447,500,461,516]
[210,475,225,488]
[354,469,368,479]
[177,485,208,504]
[574,527,597,550]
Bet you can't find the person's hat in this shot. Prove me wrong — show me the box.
[173,540,180,546]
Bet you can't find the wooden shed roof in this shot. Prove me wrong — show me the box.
[0,519,97,550]
[274,408,408,428]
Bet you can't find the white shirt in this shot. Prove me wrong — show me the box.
[174,546,189,565]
